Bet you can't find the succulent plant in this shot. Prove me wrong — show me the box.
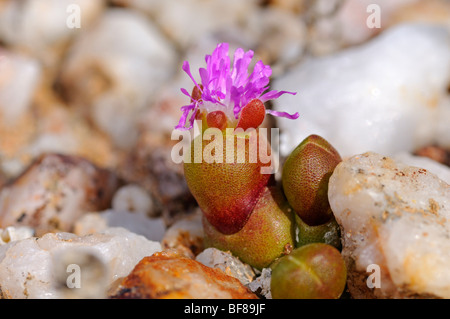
[203,186,295,270]
[282,134,342,226]
[270,243,347,299]
[175,43,299,269]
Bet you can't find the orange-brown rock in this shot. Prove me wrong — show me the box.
[414,145,450,167]
[110,250,258,299]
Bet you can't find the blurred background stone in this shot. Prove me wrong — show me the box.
[273,23,450,159]
[0,0,448,299]
[0,153,120,236]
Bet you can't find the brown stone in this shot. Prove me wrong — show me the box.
[110,250,258,299]
[0,153,120,236]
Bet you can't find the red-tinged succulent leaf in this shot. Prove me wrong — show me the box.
[236,99,266,131]
[206,111,228,130]
[282,134,342,226]
[184,129,273,234]
[203,186,295,269]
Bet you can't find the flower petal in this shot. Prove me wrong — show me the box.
[175,103,198,130]
[260,90,296,102]
[182,61,201,91]
[176,43,299,131]
[265,109,300,120]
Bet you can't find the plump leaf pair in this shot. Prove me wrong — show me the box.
[184,131,344,270]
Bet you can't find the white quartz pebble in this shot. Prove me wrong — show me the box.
[247,268,272,299]
[112,184,155,216]
[161,209,204,257]
[0,49,41,122]
[273,24,450,158]
[196,248,256,286]
[393,152,450,185]
[0,0,105,62]
[0,227,161,299]
[0,227,34,245]
[74,210,166,242]
[328,152,450,298]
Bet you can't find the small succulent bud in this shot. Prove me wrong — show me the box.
[236,99,266,131]
[295,214,341,250]
[270,243,347,299]
[282,134,342,226]
[206,110,228,130]
[202,186,295,270]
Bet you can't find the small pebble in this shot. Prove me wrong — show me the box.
[0,226,34,245]
[196,248,256,286]
[112,184,155,216]
[247,268,272,299]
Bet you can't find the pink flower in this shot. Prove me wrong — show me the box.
[175,43,299,131]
